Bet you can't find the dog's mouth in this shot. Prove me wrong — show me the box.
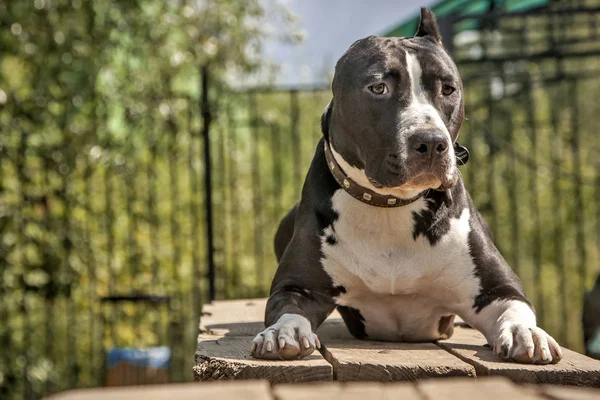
[368,177,385,188]
[368,167,458,192]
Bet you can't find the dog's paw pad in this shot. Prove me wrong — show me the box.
[493,325,561,364]
[250,314,319,360]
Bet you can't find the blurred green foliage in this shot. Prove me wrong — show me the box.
[0,0,283,398]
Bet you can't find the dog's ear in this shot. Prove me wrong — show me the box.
[321,100,333,140]
[415,8,442,45]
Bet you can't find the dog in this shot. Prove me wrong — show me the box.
[251,8,562,364]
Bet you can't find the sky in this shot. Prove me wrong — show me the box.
[260,0,438,87]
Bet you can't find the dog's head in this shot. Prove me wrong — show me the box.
[323,8,464,198]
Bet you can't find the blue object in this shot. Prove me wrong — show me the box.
[106,346,171,369]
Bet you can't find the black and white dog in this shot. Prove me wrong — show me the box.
[251,8,562,364]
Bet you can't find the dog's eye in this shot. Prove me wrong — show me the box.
[369,83,388,95]
[442,84,455,96]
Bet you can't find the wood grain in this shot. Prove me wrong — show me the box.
[535,384,600,400]
[195,334,333,383]
[44,381,273,400]
[419,376,544,400]
[322,339,476,382]
[271,382,343,400]
[273,382,422,400]
[340,382,423,399]
[436,326,600,387]
[200,298,267,336]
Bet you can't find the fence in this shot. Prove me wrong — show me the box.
[0,65,332,398]
[2,1,600,399]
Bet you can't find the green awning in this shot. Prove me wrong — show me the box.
[383,0,549,37]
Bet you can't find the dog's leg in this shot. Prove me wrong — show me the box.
[252,140,341,360]
[458,209,562,364]
[255,204,325,359]
[252,208,337,358]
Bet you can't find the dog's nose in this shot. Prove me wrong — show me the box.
[409,133,449,158]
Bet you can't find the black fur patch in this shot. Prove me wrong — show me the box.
[337,306,368,339]
[332,285,346,297]
[321,101,332,141]
[412,189,462,245]
[315,208,338,232]
[274,204,298,262]
[468,206,531,312]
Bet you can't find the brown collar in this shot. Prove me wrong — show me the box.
[323,140,425,208]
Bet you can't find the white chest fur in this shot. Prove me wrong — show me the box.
[320,190,480,310]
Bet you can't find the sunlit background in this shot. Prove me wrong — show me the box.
[1,0,600,398]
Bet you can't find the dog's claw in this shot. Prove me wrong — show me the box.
[302,337,310,349]
[542,349,550,361]
[527,347,534,359]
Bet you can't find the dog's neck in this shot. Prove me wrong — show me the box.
[325,141,426,206]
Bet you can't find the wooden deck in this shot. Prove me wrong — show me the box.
[45,378,600,399]
[195,298,600,386]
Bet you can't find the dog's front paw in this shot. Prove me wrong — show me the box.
[251,314,320,360]
[493,325,562,364]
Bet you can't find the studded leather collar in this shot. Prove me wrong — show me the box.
[323,140,470,208]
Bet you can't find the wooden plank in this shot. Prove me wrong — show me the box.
[195,334,333,383]
[199,299,600,386]
[273,382,422,400]
[44,381,273,400]
[45,380,600,400]
[436,326,600,387]
[323,339,476,382]
[339,382,422,399]
[418,376,544,400]
[197,299,352,383]
[271,382,343,400]
[535,384,600,400]
[200,298,267,336]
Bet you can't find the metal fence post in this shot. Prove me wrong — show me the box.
[201,65,216,302]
